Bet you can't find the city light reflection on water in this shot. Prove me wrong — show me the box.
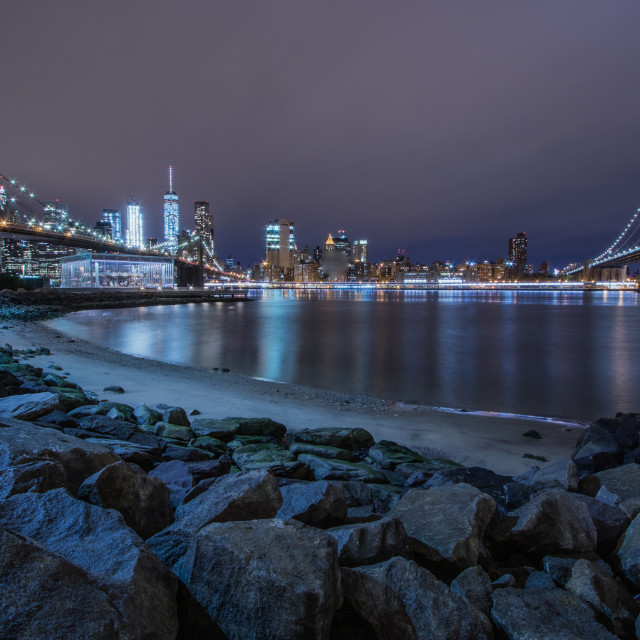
[49,289,640,420]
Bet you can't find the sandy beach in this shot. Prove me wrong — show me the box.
[0,318,582,476]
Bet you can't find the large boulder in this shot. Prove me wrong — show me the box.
[491,586,618,640]
[574,424,620,461]
[148,470,282,568]
[234,417,287,437]
[78,461,173,538]
[0,391,60,420]
[615,512,640,588]
[0,421,119,495]
[327,517,408,567]
[154,421,195,442]
[162,406,190,427]
[389,484,496,572]
[190,417,240,441]
[298,454,388,483]
[78,415,139,441]
[572,493,630,550]
[149,459,197,508]
[0,527,124,639]
[0,489,178,640]
[341,557,493,640]
[277,481,348,528]
[0,460,68,501]
[290,442,354,461]
[133,403,162,426]
[290,427,374,451]
[490,488,597,555]
[451,566,493,616]
[176,518,342,640]
[69,401,135,422]
[594,463,640,502]
[519,458,578,491]
[368,440,427,470]
[565,558,638,637]
[232,443,301,475]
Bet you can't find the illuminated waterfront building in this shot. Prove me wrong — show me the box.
[94,220,112,239]
[265,218,295,268]
[333,229,351,259]
[353,239,368,263]
[125,198,144,249]
[102,209,122,242]
[194,201,214,263]
[43,201,69,229]
[509,232,527,274]
[163,166,179,254]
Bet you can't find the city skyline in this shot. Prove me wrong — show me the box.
[2,3,640,267]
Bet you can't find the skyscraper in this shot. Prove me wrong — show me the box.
[265,218,295,268]
[194,201,214,263]
[333,229,351,259]
[508,232,528,274]
[42,201,69,229]
[353,239,368,263]
[163,165,179,254]
[102,209,122,242]
[125,198,143,249]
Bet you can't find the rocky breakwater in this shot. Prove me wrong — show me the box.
[1,341,640,638]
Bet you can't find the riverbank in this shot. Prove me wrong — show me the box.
[0,318,580,475]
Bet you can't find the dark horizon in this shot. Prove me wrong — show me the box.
[2,1,640,268]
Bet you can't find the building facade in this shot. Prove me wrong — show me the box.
[102,209,122,242]
[42,201,69,229]
[163,165,179,254]
[352,239,368,263]
[125,198,144,249]
[265,218,295,269]
[194,201,214,263]
[509,232,527,274]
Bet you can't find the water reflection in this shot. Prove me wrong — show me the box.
[49,289,640,420]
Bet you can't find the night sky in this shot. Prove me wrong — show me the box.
[2,1,640,268]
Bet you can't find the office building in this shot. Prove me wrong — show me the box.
[102,209,122,242]
[94,220,112,239]
[42,201,69,229]
[353,239,368,263]
[194,201,214,262]
[509,232,527,273]
[163,165,179,254]
[125,198,144,249]
[333,229,351,259]
[265,218,295,268]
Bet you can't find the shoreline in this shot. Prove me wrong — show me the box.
[0,316,581,475]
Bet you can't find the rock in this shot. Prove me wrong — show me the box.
[543,555,578,587]
[620,497,640,520]
[492,574,516,588]
[277,480,348,527]
[595,463,640,502]
[79,415,139,440]
[163,443,214,462]
[155,421,195,442]
[521,458,578,491]
[327,517,408,567]
[103,385,125,393]
[523,429,542,439]
[0,489,178,640]
[190,435,229,457]
[78,461,173,538]
[186,457,233,482]
[148,470,282,568]
[35,409,78,429]
[49,387,98,412]
[0,391,60,420]
[84,437,161,469]
[162,406,190,427]
[450,566,493,616]
[176,518,342,640]
[341,557,493,640]
[133,403,162,426]
[189,409,201,416]
[190,417,239,441]
[298,453,388,483]
[524,571,556,589]
[0,459,68,501]
[572,493,630,550]
[616,512,640,588]
[490,488,597,555]
[491,587,617,640]
[233,443,308,477]
[290,441,354,461]
[0,421,119,495]
[611,413,640,450]
[290,427,375,451]
[233,416,287,437]
[566,558,638,637]
[368,440,426,469]
[389,484,496,572]
[106,408,126,420]
[150,460,196,508]
[573,425,620,462]
[0,526,124,639]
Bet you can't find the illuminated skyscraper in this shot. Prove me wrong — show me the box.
[102,209,122,242]
[163,165,179,254]
[333,229,351,259]
[353,239,368,263]
[126,198,143,249]
[43,201,69,229]
[265,218,295,268]
[194,201,214,263]
[508,232,527,274]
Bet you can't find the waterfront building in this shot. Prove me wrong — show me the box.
[102,209,122,242]
[353,239,368,263]
[148,237,158,250]
[61,252,174,288]
[42,201,69,229]
[333,229,351,259]
[294,261,320,282]
[509,232,527,274]
[125,198,144,249]
[194,201,214,263]
[265,218,295,269]
[163,165,179,254]
[94,220,112,239]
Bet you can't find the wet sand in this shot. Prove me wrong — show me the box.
[0,319,582,476]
